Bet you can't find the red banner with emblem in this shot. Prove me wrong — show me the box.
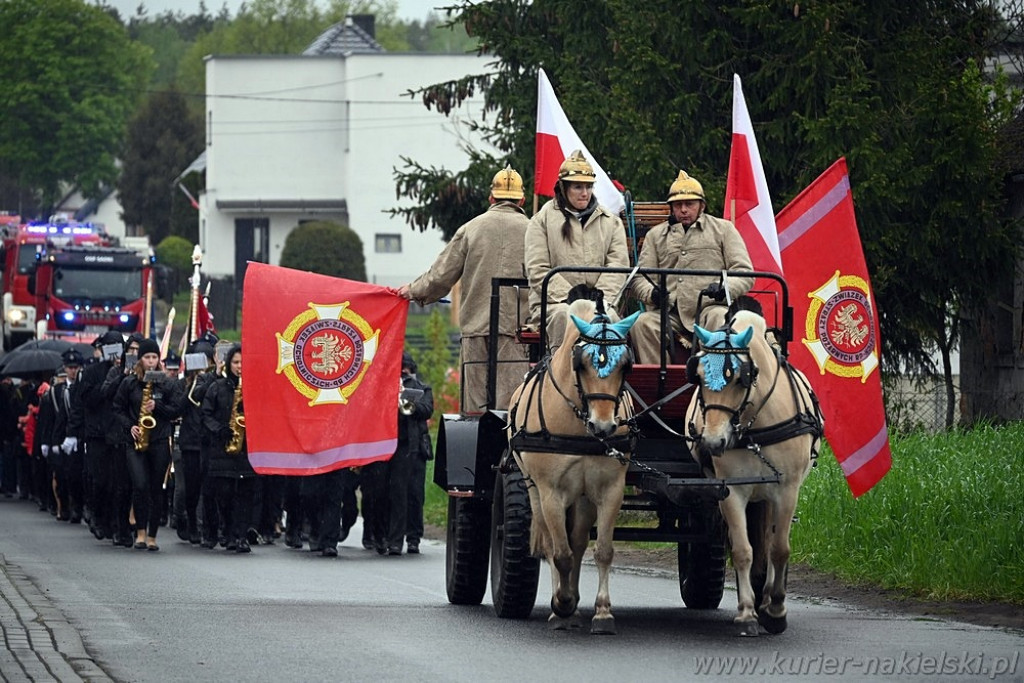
[776,158,891,497]
[241,263,408,475]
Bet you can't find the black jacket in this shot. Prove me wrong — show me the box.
[399,373,433,460]
[69,360,120,442]
[177,372,216,451]
[113,373,184,446]
[201,372,255,478]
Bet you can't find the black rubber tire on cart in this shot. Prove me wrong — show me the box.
[489,464,540,619]
[678,507,728,609]
[445,496,492,605]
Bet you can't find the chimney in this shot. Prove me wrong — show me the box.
[349,14,375,39]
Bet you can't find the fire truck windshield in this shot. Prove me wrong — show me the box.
[52,267,142,302]
[17,245,40,274]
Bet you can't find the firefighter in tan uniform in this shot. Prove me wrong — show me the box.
[399,166,530,412]
[630,170,753,364]
[525,150,629,350]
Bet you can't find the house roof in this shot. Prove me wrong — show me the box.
[304,17,384,56]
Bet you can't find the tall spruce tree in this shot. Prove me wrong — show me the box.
[119,88,204,244]
[393,0,1022,376]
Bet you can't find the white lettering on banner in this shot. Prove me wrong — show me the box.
[82,255,115,263]
[692,650,1020,679]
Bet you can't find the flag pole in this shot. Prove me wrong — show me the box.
[189,245,202,344]
[532,192,538,215]
[142,270,153,338]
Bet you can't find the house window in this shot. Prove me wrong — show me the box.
[375,233,401,253]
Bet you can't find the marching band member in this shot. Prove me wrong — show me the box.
[175,342,216,545]
[113,338,183,551]
[201,344,257,553]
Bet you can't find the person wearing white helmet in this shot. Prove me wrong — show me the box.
[525,150,629,350]
[630,170,753,364]
[399,164,530,413]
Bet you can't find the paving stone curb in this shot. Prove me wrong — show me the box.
[0,555,112,682]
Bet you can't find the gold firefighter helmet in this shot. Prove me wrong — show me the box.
[667,170,705,203]
[490,165,524,200]
[557,150,597,184]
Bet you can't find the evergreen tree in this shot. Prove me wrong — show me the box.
[118,87,203,244]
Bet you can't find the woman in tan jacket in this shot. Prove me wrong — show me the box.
[525,150,629,350]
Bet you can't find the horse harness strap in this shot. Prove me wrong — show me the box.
[735,354,825,468]
[510,429,636,458]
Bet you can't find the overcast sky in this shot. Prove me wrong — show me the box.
[96,0,445,22]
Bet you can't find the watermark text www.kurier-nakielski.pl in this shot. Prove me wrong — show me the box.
[693,650,1020,679]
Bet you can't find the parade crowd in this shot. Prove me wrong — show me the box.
[0,331,433,558]
[0,150,747,562]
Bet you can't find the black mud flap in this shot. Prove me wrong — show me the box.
[434,410,509,495]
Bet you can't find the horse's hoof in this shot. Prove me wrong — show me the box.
[737,620,760,637]
[590,614,616,635]
[550,596,577,620]
[547,612,581,631]
[757,609,787,635]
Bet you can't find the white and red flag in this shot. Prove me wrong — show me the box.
[776,158,891,497]
[242,263,409,475]
[725,74,783,276]
[535,68,624,213]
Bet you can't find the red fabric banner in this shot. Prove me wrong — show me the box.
[195,295,215,337]
[775,158,891,497]
[724,74,783,277]
[241,263,409,475]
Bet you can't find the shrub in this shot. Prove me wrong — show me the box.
[279,220,366,281]
[155,235,193,279]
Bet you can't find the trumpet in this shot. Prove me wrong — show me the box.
[399,377,424,416]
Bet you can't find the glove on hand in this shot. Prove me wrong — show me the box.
[61,436,78,454]
[705,282,727,302]
[41,445,50,457]
[649,286,664,307]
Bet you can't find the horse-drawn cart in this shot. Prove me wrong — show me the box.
[433,199,813,632]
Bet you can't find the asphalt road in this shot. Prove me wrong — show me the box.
[0,496,1021,683]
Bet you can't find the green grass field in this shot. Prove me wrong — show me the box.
[791,422,1024,604]
[423,422,1024,605]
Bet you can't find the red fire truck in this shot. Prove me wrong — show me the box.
[0,217,154,349]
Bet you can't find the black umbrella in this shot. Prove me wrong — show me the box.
[0,349,64,378]
[11,339,75,353]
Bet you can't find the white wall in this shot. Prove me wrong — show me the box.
[201,53,492,286]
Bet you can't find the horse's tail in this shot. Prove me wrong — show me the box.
[746,500,771,610]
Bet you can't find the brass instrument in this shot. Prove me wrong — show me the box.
[225,378,246,455]
[399,378,423,416]
[134,380,157,451]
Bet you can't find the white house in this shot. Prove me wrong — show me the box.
[55,185,128,242]
[188,17,491,289]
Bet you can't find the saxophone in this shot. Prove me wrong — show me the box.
[225,378,246,455]
[134,380,157,451]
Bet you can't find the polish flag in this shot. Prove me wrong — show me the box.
[725,74,783,276]
[535,68,624,213]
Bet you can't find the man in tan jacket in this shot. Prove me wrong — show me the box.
[630,170,753,364]
[399,166,530,413]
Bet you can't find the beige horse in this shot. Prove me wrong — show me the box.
[508,298,640,634]
[686,308,823,636]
